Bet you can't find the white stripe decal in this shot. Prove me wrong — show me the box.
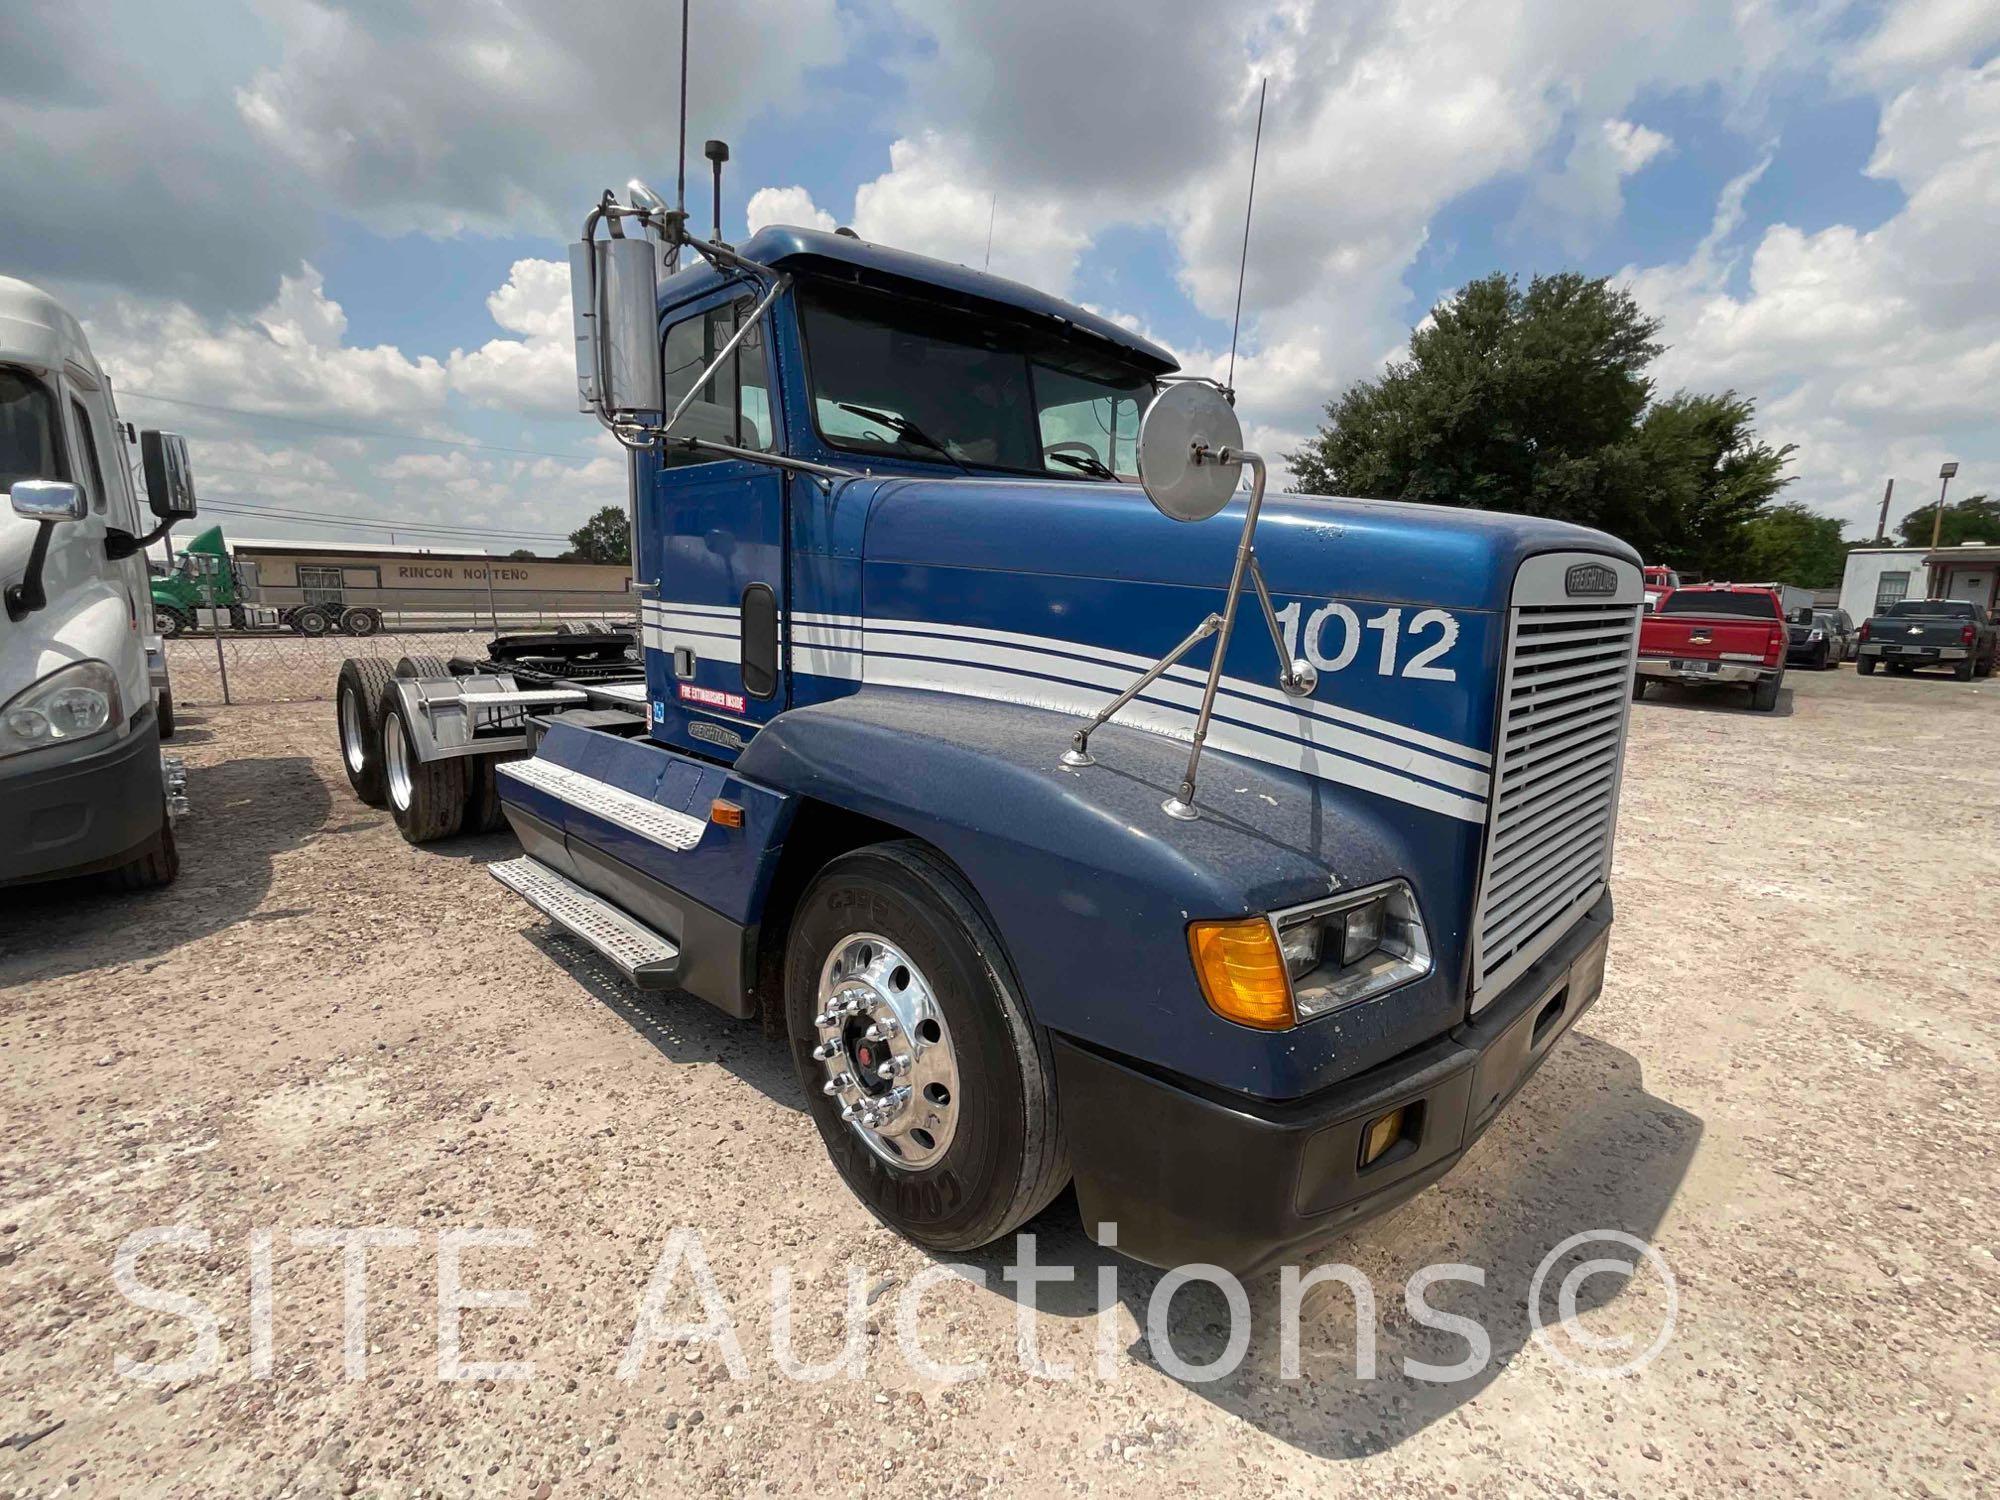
[864,629,1488,797]
[791,609,1490,769]
[863,657,1486,823]
[640,624,738,664]
[645,601,1491,819]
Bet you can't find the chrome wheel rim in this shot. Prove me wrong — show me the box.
[813,933,959,1170]
[383,709,413,811]
[339,687,367,775]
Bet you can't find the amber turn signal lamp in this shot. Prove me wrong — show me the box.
[708,799,744,828]
[1188,918,1296,1030]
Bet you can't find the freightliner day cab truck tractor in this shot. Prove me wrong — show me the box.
[2,276,199,890]
[333,183,1644,1273]
[150,524,385,639]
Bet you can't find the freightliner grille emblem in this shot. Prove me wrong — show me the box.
[1565,563,1619,597]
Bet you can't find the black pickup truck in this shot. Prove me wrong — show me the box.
[1857,599,1997,680]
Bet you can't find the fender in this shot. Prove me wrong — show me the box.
[738,683,1479,1099]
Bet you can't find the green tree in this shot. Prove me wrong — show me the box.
[566,506,630,564]
[506,547,539,560]
[1288,271,1796,572]
[1736,501,1850,588]
[1621,392,1799,578]
[1896,493,1998,549]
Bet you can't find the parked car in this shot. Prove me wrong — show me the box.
[1857,599,1997,680]
[1642,564,1681,613]
[1635,584,1788,710]
[1787,607,1855,669]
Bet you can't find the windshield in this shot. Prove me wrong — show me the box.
[0,366,66,495]
[797,280,1155,479]
[1883,599,1972,618]
[1659,589,1779,619]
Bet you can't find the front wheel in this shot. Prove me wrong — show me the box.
[155,606,188,639]
[785,842,1068,1253]
[103,800,179,891]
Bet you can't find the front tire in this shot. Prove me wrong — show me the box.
[155,606,188,639]
[784,841,1068,1253]
[378,691,466,843]
[103,800,179,891]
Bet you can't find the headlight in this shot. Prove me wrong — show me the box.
[1190,878,1433,1030]
[0,660,124,759]
[1807,629,1823,640]
[1276,880,1432,1019]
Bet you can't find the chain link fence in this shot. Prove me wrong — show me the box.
[164,632,508,706]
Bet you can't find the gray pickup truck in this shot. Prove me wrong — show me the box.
[1857,599,1997,680]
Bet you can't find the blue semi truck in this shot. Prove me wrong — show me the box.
[334,185,1642,1273]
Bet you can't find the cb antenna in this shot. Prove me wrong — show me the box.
[1225,77,1267,402]
[673,0,690,266]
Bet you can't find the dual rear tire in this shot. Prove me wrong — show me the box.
[335,656,496,842]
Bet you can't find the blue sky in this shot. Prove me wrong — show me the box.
[5,0,1996,551]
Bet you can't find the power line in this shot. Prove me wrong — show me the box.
[196,496,570,541]
[116,388,603,463]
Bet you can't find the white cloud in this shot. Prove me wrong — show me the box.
[234,0,846,237]
[447,259,579,417]
[1622,58,2000,534]
[1845,0,2000,84]
[746,186,837,236]
[80,261,622,547]
[850,134,1091,292]
[1603,119,1673,174]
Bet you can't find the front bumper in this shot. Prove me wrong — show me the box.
[1637,655,1773,684]
[0,710,164,887]
[1052,892,1612,1275]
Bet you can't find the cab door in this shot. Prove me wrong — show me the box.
[639,294,786,762]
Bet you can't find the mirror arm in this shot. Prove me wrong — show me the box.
[104,517,177,562]
[665,437,859,491]
[4,520,60,622]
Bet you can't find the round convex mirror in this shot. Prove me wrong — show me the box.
[1136,382,1245,522]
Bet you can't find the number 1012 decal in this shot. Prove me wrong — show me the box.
[1273,600,1462,682]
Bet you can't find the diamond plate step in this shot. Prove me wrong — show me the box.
[498,757,707,851]
[489,855,681,988]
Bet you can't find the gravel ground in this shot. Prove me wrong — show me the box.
[2,664,1994,1497]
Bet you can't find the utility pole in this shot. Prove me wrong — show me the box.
[1930,461,1959,550]
[1874,478,1894,542]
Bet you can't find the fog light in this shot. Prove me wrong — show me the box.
[1359,1105,1408,1168]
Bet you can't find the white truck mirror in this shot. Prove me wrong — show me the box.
[570,236,663,424]
[139,431,199,519]
[8,479,85,522]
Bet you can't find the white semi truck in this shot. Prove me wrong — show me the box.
[1,275,198,890]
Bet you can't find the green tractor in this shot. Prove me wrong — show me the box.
[150,525,382,637]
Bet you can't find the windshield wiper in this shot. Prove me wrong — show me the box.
[835,403,971,474]
[1046,451,1122,482]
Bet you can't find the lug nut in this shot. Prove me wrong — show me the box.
[864,1019,900,1041]
[811,1041,841,1061]
[875,1056,910,1080]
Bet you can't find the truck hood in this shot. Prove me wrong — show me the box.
[856,475,1638,614]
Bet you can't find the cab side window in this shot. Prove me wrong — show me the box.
[69,397,109,512]
[661,300,775,469]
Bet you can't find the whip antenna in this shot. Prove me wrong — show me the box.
[1225,78,1267,401]
[676,0,690,221]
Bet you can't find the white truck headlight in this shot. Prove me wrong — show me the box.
[0,660,124,759]
[1273,879,1432,1018]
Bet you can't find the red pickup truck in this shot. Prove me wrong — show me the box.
[1634,584,1788,711]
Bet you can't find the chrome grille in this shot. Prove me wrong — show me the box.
[1471,593,1639,1009]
